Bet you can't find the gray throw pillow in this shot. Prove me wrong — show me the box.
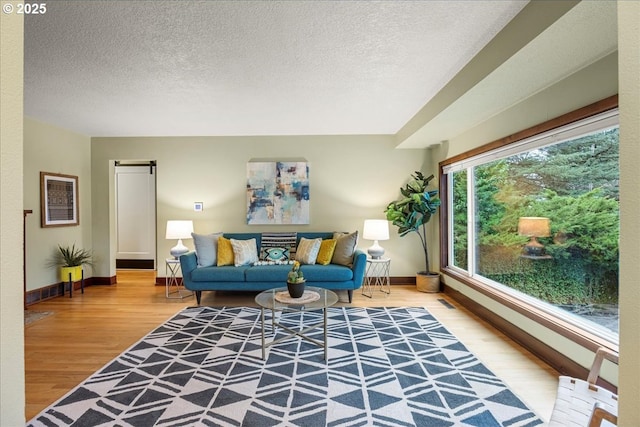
[191,232,223,267]
[331,231,358,266]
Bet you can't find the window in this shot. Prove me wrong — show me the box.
[441,102,619,346]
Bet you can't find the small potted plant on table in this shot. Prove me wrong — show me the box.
[287,261,306,298]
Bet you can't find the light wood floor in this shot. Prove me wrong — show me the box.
[25,270,560,422]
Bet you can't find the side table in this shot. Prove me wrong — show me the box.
[165,258,193,299]
[362,257,391,298]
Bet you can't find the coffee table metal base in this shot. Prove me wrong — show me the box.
[260,307,329,360]
[255,286,338,361]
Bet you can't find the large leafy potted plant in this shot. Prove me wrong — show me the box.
[385,171,441,292]
[49,244,93,282]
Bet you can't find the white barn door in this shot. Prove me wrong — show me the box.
[115,162,156,269]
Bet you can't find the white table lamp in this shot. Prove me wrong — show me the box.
[166,220,194,258]
[363,219,389,259]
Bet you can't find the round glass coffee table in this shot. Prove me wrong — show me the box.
[255,286,339,361]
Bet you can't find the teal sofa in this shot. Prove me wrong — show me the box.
[179,232,366,304]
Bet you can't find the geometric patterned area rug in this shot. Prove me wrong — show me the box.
[27,306,542,427]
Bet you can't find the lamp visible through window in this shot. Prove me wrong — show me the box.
[518,217,551,258]
[166,220,193,258]
[363,219,389,259]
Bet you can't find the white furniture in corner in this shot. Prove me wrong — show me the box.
[362,257,391,298]
[165,258,193,299]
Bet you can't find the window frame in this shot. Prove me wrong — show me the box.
[438,95,619,354]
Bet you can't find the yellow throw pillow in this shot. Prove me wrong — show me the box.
[316,239,337,265]
[217,236,234,266]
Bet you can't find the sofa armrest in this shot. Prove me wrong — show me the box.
[179,252,198,284]
[351,249,367,286]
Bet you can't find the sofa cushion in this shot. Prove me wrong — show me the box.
[296,237,321,264]
[260,247,290,262]
[331,231,358,266]
[300,264,353,281]
[191,232,223,267]
[316,239,337,265]
[191,265,249,282]
[245,265,290,282]
[244,264,353,282]
[217,237,234,266]
[231,238,258,266]
[260,232,297,261]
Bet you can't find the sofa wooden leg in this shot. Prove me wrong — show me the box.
[195,291,202,305]
[348,290,353,303]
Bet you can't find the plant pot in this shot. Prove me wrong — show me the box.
[60,266,83,282]
[287,281,305,298]
[416,272,440,293]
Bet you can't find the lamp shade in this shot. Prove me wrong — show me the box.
[165,220,194,240]
[517,217,550,237]
[363,219,390,241]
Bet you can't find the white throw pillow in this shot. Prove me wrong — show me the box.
[230,238,258,267]
[295,237,322,264]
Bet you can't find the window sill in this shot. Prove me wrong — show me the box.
[441,267,619,356]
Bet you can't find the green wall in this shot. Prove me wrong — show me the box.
[23,118,92,291]
[90,135,431,279]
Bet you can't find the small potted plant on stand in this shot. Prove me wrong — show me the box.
[287,261,306,298]
[385,171,441,293]
[49,244,93,287]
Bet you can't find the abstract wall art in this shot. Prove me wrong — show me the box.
[246,161,309,224]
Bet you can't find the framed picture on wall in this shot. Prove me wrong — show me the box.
[246,161,310,225]
[40,172,79,227]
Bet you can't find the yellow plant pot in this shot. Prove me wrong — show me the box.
[60,266,83,282]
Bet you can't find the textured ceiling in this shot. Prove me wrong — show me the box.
[24,0,528,138]
[24,1,617,145]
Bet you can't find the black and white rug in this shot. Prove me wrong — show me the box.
[28,306,542,426]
